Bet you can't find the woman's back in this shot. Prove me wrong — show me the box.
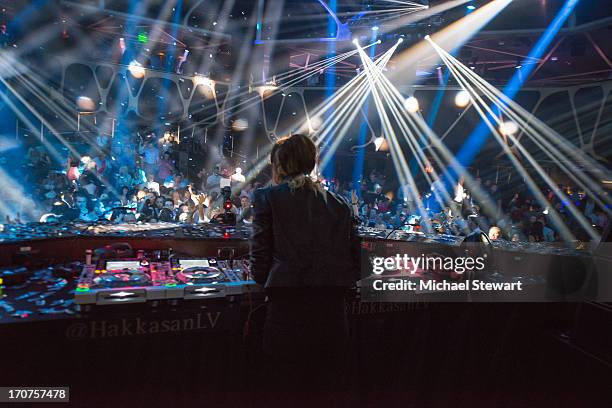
[250,183,359,288]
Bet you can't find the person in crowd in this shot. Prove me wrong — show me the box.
[114,166,133,189]
[540,216,556,242]
[490,184,502,214]
[157,151,174,181]
[488,226,503,241]
[374,214,387,229]
[75,193,97,222]
[527,216,544,242]
[80,173,98,197]
[171,190,182,209]
[96,133,109,151]
[67,157,81,183]
[94,152,109,177]
[158,199,176,222]
[238,193,253,223]
[173,174,188,189]
[118,186,132,206]
[231,167,246,185]
[145,173,160,195]
[206,164,223,193]
[140,139,160,175]
[452,176,466,217]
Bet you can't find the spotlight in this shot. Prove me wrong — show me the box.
[256,85,278,99]
[194,75,215,89]
[424,35,431,40]
[352,38,359,46]
[128,60,146,79]
[397,38,404,44]
[377,39,382,44]
[76,96,96,112]
[404,96,420,113]
[499,121,519,136]
[138,32,148,43]
[232,118,249,131]
[309,116,322,131]
[467,5,476,11]
[515,64,522,69]
[371,26,379,31]
[454,90,471,108]
[194,75,216,98]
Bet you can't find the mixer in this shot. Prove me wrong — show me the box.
[75,249,258,305]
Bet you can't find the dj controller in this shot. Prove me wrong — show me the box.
[75,249,258,305]
[0,222,606,322]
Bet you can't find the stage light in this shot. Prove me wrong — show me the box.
[232,118,249,131]
[424,35,430,40]
[353,38,359,46]
[255,85,278,99]
[128,60,146,79]
[138,32,148,43]
[499,121,519,136]
[194,75,215,89]
[374,136,385,151]
[372,26,379,31]
[76,96,96,112]
[467,5,476,10]
[454,90,471,108]
[377,40,382,44]
[404,96,420,113]
[515,64,522,69]
[397,38,404,44]
[194,75,216,99]
[309,116,322,131]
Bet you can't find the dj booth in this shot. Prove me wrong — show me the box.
[0,222,610,406]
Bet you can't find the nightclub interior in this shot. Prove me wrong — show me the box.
[0,0,611,406]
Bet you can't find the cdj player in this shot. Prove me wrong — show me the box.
[75,249,259,305]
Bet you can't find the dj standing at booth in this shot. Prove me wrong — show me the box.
[250,134,360,394]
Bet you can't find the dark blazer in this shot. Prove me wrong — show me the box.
[250,183,360,288]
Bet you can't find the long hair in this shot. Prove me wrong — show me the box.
[271,134,322,193]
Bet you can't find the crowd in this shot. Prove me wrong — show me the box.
[18,130,256,226]
[324,170,609,244]
[6,133,610,244]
